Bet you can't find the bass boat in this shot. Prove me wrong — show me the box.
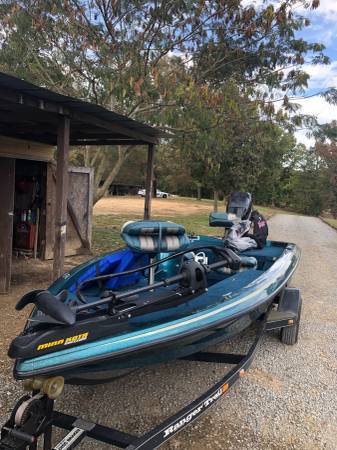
[8,216,300,385]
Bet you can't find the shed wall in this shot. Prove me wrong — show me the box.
[0,136,54,162]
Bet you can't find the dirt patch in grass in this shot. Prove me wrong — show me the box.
[94,196,214,217]
[94,196,287,218]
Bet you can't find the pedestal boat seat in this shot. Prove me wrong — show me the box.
[121,220,190,253]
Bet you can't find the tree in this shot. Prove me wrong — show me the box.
[0,0,333,203]
[251,126,298,207]
[314,121,337,217]
[158,59,299,207]
[287,146,329,215]
[315,142,337,217]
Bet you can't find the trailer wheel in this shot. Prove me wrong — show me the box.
[280,297,302,345]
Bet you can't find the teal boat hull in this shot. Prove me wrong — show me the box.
[13,236,300,384]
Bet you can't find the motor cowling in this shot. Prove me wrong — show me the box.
[226,192,252,220]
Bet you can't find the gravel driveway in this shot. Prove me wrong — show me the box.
[1,214,336,449]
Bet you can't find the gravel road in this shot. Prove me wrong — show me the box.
[1,214,337,449]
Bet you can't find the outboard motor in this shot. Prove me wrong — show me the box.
[209,191,268,250]
[224,193,269,251]
[226,192,252,220]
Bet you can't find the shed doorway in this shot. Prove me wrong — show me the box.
[0,156,93,293]
[13,159,46,259]
[12,162,94,264]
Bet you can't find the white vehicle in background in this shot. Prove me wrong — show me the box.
[137,189,171,198]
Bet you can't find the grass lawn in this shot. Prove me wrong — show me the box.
[92,212,220,254]
[322,217,337,230]
[92,197,283,254]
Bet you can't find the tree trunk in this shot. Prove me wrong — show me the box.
[220,191,227,211]
[196,183,202,201]
[222,191,227,209]
[213,190,218,212]
[153,177,157,197]
[93,146,131,204]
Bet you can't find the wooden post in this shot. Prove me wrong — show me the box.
[196,183,202,201]
[53,116,70,280]
[0,158,15,293]
[144,143,155,220]
[213,190,218,212]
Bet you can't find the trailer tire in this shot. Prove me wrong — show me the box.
[280,297,302,345]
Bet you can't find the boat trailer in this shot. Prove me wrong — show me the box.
[0,288,301,450]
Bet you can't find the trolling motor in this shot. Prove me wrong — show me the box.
[106,257,210,308]
[16,289,75,325]
[103,247,241,310]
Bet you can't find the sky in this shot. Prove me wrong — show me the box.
[243,0,337,147]
[295,0,337,146]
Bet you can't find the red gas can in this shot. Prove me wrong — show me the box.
[15,222,36,250]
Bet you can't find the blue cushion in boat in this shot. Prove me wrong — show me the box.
[209,212,234,228]
[121,220,190,253]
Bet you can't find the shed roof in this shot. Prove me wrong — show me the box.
[0,72,162,146]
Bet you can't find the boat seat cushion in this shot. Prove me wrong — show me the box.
[121,220,190,253]
[209,212,235,228]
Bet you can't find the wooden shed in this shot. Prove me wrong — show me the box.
[0,72,161,293]
[0,136,93,261]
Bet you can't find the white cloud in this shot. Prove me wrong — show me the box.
[242,0,337,20]
[312,28,335,46]
[241,0,278,7]
[294,95,337,145]
[293,0,337,15]
[307,0,337,16]
[295,129,315,147]
[302,61,337,89]
[297,94,337,123]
